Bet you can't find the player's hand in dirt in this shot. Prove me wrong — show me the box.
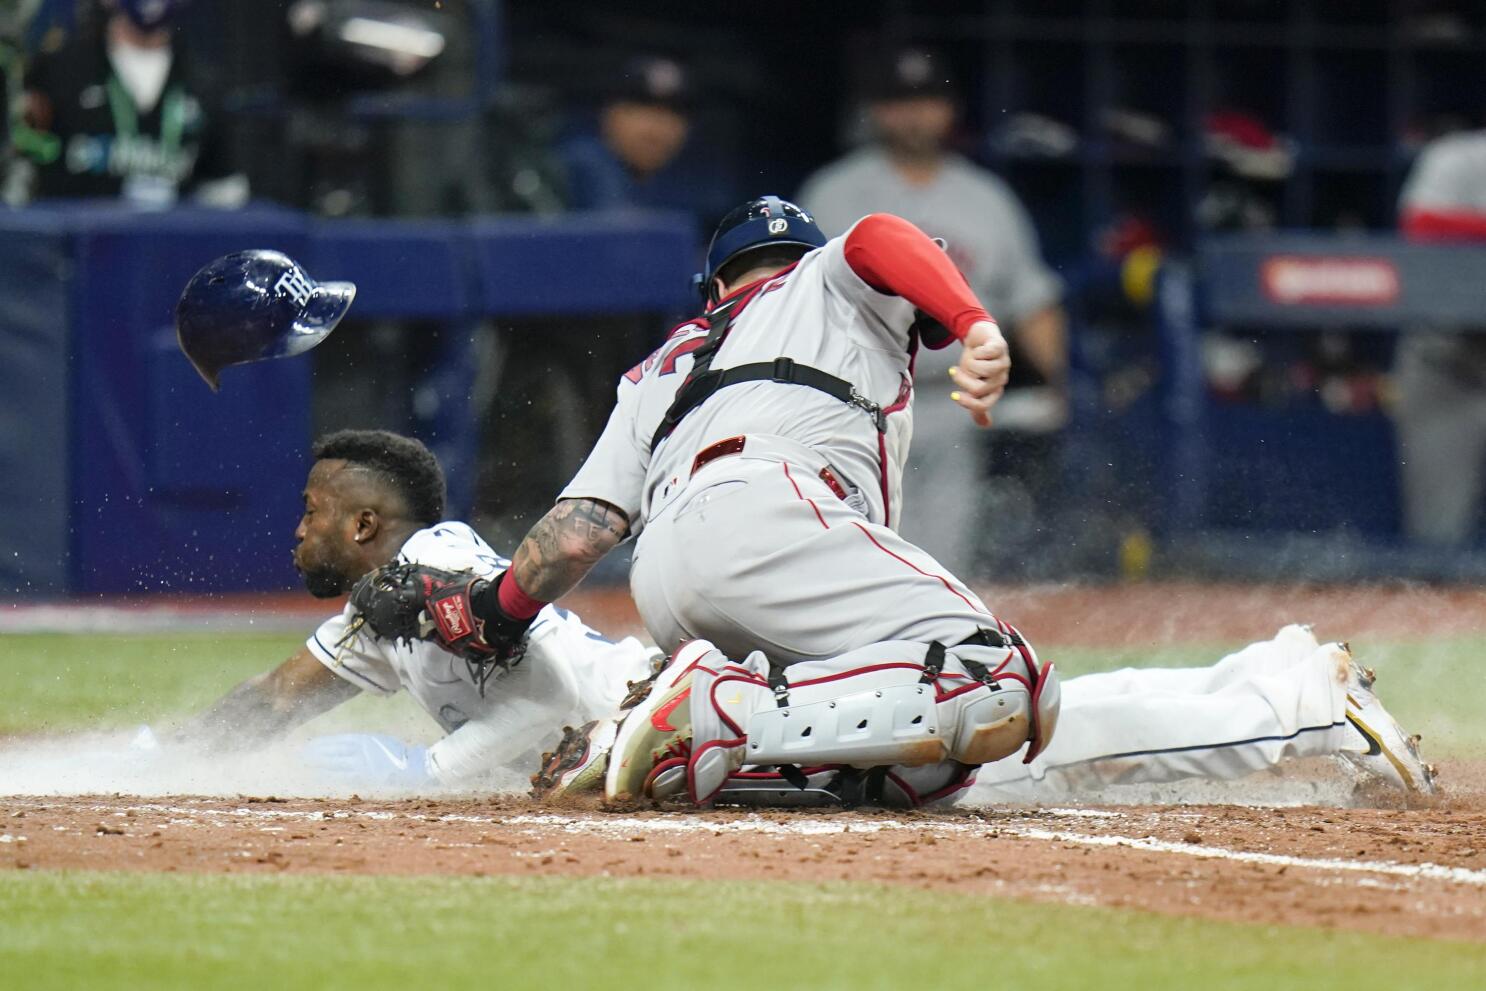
[949,319,1011,428]
[300,733,433,789]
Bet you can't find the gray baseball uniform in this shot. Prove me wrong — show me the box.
[1395,130,1486,545]
[558,220,1005,663]
[798,148,1063,577]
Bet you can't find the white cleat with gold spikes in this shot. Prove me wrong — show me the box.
[1336,644,1437,798]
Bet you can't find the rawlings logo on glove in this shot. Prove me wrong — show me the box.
[350,562,497,659]
[435,596,473,641]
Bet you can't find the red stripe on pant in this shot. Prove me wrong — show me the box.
[849,521,979,612]
[782,462,829,530]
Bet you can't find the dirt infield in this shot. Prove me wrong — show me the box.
[8,580,1485,646]
[5,581,1484,943]
[5,776,1485,942]
[528,581,1486,650]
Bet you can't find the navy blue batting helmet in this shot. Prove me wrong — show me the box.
[176,250,356,391]
[697,195,826,301]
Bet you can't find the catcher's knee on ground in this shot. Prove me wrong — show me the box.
[605,634,1060,804]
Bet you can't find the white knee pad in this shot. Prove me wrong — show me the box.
[951,681,1032,765]
[1006,630,1060,764]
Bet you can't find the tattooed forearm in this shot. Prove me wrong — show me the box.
[510,498,630,601]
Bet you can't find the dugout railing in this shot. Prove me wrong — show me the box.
[1152,232,1486,581]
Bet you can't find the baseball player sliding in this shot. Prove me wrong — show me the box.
[341,198,1434,806]
[169,425,658,790]
[172,244,1433,804]
[170,252,657,789]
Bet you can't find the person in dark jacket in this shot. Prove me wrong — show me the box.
[8,0,244,206]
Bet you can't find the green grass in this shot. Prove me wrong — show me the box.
[0,634,432,741]
[2,634,1483,982]
[2,632,1482,753]
[0,871,1481,991]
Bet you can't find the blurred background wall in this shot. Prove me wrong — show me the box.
[6,0,1486,596]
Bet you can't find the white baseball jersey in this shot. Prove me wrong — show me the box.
[306,522,655,782]
[560,223,919,531]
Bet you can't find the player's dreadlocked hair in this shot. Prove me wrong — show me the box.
[311,430,446,525]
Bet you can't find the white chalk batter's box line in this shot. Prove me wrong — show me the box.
[41,801,1486,890]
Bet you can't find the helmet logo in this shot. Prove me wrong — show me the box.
[767,218,788,235]
[273,268,314,308]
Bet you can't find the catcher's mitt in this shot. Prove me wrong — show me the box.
[349,562,532,692]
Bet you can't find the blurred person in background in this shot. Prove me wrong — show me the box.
[1393,128,1486,547]
[798,46,1067,581]
[559,54,724,220]
[5,0,245,207]
[0,2,22,186]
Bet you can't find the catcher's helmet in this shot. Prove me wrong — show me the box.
[175,250,356,391]
[697,195,826,301]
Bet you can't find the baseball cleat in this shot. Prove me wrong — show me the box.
[604,641,713,802]
[530,719,617,801]
[1336,648,1437,797]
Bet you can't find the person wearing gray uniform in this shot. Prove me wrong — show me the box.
[348,196,1065,808]
[798,46,1067,579]
[1395,130,1486,546]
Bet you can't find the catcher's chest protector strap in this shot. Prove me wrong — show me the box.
[650,295,885,452]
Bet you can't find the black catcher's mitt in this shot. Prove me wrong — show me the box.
[349,563,534,692]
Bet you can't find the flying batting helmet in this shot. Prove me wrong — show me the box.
[697,195,826,301]
[175,250,356,391]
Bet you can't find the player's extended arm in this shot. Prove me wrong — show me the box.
[843,213,992,340]
[844,213,1012,427]
[178,646,361,752]
[347,500,630,663]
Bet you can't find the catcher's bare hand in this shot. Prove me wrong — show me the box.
[949,319,1011,428]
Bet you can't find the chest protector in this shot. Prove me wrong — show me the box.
[649,289,888,453]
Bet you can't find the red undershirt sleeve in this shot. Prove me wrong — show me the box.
[842,213,992,340]
[1401,206,1486,242]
